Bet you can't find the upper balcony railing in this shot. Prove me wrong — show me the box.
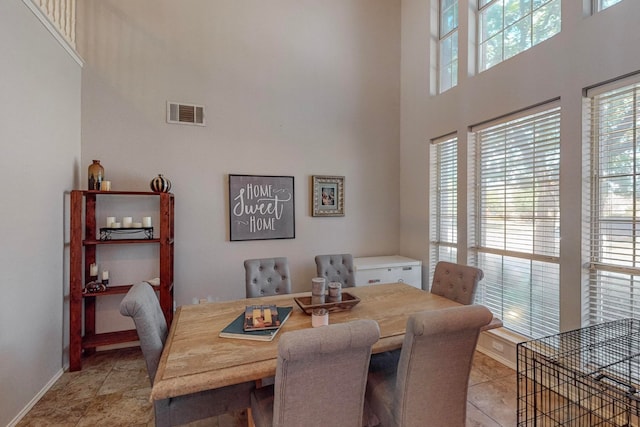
[33,0,76,49]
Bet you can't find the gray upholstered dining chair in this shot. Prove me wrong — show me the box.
[250,319,380,427]
[120,282,255,427]
[429,261,484,305]
[365,304,493,427]
[244,257,292,298]
[315,253,356,287]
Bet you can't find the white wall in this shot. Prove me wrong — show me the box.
[399,0,640,332]
[0,1,81,424]
[76,0,401,332]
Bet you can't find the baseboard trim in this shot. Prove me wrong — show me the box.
[7,368,64,427]
[477,343,517,370]
[476,327,527,371]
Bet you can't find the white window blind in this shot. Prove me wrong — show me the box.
[430,134,458,283]
[439,0,459,93]
[470,104,560,338]
[588,77,640,325]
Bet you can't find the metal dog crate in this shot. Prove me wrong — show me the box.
[517,319,640,426]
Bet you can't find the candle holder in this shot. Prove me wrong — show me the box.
[83,281,107,293]
[99,227,154,240]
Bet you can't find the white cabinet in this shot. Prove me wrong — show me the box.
[353,256,422,289]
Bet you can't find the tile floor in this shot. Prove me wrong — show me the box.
[16,347,516,426]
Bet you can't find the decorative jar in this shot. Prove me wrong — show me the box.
[150,174,172,192]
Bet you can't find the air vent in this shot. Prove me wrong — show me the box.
[167,102,205,126]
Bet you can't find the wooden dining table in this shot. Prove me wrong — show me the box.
[150,282,464,401]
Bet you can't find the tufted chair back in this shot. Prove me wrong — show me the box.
[429,261,483,305]
[365,305,493,427]
[315,253,356,288]
[245,257,292,298]
[250,319,380,427]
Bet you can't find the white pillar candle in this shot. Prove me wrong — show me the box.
[132,222,142,228]
[311,308,329,327]
[122,217,133,228]
[142,216,152,228]
[89,263,98,277]
[106,217,116,228]
[102,270,109,280]
[112,222,121,228]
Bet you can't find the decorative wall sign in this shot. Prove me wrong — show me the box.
[229,174,295,241]
[312,175,345,217]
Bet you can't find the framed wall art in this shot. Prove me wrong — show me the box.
[229,174,295,241]
[312,175,344,217]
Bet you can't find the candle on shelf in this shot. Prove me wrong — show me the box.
[122,217,133,228]
[142,216,152,228]
[132,222,142,228]
[112,222,121,228]
[101,270,109,286]
[106,217,116,228]
[89,263,98,277]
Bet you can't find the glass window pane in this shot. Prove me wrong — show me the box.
[598,0,623,11]
[440,0,458,36]
[532,0,560,45]
[482,35,503,70]
[481,0,504,41]
[504,16,532,60]
[479,0,560,71]
[479,0,494,9]
[439,1,458,92]
[504,0,530,27]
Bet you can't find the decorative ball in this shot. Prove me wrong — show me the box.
[150,174,172,192]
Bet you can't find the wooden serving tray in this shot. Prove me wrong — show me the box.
[294,292,361,315]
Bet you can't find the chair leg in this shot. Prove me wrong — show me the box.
[247,407,255,427]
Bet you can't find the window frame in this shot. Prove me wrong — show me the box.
[587,75,640,325]
[430,133,459,281]
[478,0,561,72]
[592,0,624,13]
[438,0,459,93]
[469,102,561,338]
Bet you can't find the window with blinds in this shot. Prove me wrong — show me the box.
[588,77,640,325]
[430,134,458,282]
[439,0,458,93]
[470,104,560,338]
